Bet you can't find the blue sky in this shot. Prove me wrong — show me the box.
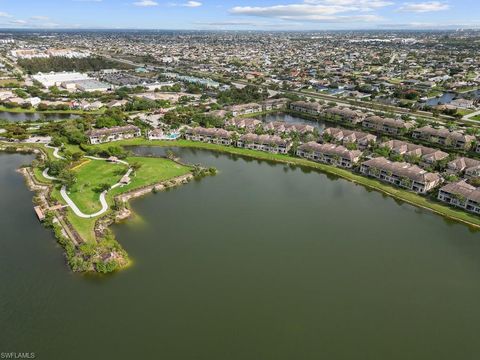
[0,0,477,30]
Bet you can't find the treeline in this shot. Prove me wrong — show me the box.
[18,56,131,74]
[217,85,268,105]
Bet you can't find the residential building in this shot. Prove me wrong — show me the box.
[323,106,365,125]
[237,134,291,154]
[362,116,414,135]
[323,127,376,149]
[380,140,449,166]
[147,129,164,140]
[264,121,315,135]
[289,101,323,115]
[185,127,234,145]
[228,103,262,116]
[297,142,362,168]
[412,126,476,150]
[447,157,480,177]
[262,98,288,111]
[225,117,262,131]
[360,157,442,193]
[86,125,141,145]
[438,181,480,215]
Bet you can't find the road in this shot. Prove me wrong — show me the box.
[101,53,479,127]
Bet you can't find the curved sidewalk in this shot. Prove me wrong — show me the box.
[45,144,66,160]
[42,149,131,219]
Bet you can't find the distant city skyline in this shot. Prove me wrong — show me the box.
[0,0,477,30]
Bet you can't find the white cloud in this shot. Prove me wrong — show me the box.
[169,1,203,7]
[398,1,450,13]
[183,1,202,7]
[304,0,393,9]
[30,16,50,21]
[229,0,390,22]
[133,0,158,6]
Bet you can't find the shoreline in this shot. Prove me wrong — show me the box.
[119,139,480,230]
[2,143,196,274]
[3,138,480,273]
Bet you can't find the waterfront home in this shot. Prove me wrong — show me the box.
[447,157,480,177]
[225,117,262,132]
[264,121,315,135]
[228,103,263,116]
[185,127,234,145]
[323,107,365,125]
[323,128,376,149]
[412,126,476,150]
[147,129,165,140]
[207,109,229,119]
[296,142,362,168]
[289,101,323,115]
[360,157,442,193]
[380,140,449,166]
[438,181,480,215]
[237,134,291,154]
[86,125,141,145]
[362,116,414,135]
[262,98,288,111]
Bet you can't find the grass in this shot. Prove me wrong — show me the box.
[456,109,475,116]
[36,152,192,243]
[99,138,480,229]
[68,160,128,214]
[109,156,191,198]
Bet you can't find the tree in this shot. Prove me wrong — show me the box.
[130,162,142,174]
[96,183,111,193]
[59,169,77,189]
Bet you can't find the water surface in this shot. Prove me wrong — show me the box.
[2,148,480,359]
[0,111,80,122]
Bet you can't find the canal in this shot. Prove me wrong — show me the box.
[1,148,480,360]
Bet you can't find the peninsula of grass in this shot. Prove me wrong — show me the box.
[100,138,480,229]
[68,159,128,214]
[46,155,192,242]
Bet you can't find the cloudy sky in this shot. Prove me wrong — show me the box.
[0,0,477,30]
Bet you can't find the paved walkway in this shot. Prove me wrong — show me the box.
[42,146,132,219]
[45,144,66,160]
[42,168,57,181]
[463,109,480,121]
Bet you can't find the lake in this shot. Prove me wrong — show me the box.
[425,89,480,107]
[2,148,480,360]
[261,112,326,131]
[0,111,80,122]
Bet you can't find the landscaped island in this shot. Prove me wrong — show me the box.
[0,141,211,273]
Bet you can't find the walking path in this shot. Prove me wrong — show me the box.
[42,146,132,219]
[45,144,66,160]
[463,109,480,121]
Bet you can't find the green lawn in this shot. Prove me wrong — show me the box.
[109,156,191,198]
[38,154,191,243]
[68,159,128,214]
